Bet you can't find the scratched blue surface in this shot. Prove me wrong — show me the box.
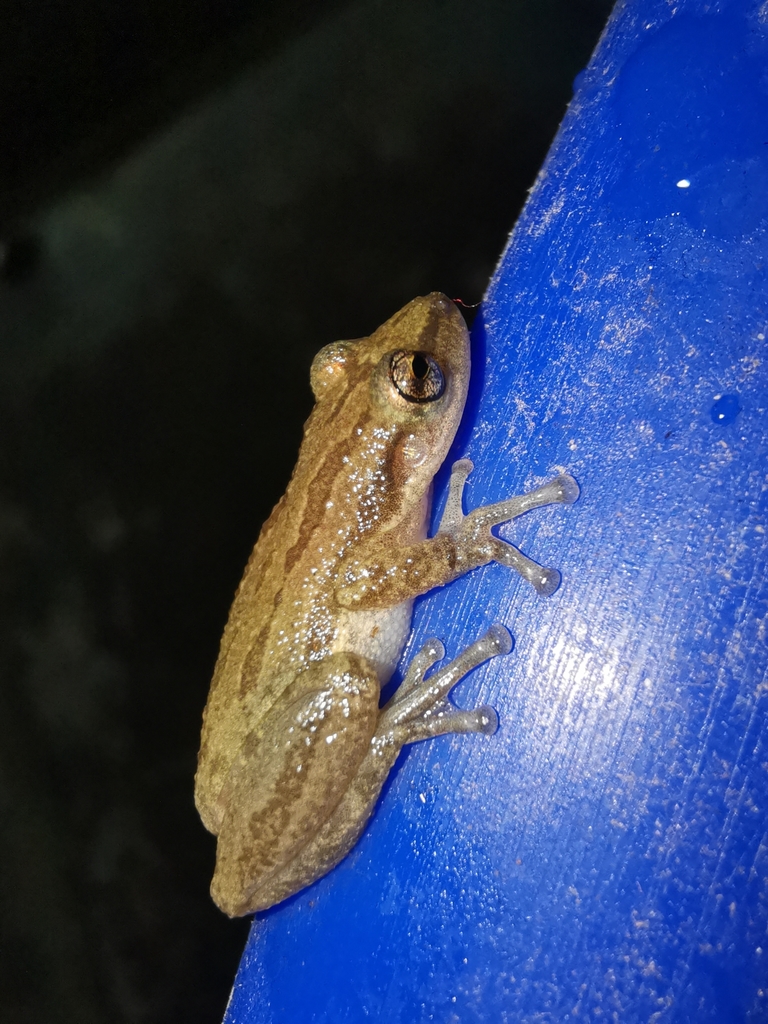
[225,2,768,1020]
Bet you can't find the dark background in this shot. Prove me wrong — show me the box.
[0,2,612,1021]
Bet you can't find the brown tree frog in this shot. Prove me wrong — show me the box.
[195,293,578,916]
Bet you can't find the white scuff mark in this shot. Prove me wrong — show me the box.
[598,314,651,352]
[527,189,566,238]
[513,397,537,436]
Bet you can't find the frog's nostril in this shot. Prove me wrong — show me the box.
[427,292,451,313]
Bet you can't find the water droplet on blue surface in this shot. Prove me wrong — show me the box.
[710,393,741,425]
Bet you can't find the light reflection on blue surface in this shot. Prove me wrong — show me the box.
[710,393,742,425]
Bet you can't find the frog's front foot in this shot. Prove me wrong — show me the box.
[438,458,579,596]
[378,624,513,746]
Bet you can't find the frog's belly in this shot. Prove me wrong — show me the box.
[333,601,413,685]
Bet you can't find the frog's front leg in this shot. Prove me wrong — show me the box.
[248,626,511,912]
[337,459,579,608]
[438,458,580,596]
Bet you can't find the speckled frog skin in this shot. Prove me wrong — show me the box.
[195,293,578,916]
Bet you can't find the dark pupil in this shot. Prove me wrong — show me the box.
[389,349,445,403]
[411,353,429,379]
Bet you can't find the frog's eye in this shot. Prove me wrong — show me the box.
[388,350,445,403]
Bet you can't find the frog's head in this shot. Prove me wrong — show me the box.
[372,292,470,477]
[305,293,471,531]
[310,292,470,483]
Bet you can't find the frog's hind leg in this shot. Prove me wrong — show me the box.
[209,653,380,917]
[251,626,510,911]
[379,623,510,741]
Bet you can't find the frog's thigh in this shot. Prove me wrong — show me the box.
[210,653,379,917]
[250,627,509,911]
[246,730,400,913]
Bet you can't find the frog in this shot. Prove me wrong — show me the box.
[194,292,578,916]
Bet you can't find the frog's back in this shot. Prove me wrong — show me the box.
[196,355,406,823]
[196,427,351,816]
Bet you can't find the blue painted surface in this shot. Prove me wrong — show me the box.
[225,1,768,1020]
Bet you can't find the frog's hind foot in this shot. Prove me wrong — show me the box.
[381,624,511,744]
